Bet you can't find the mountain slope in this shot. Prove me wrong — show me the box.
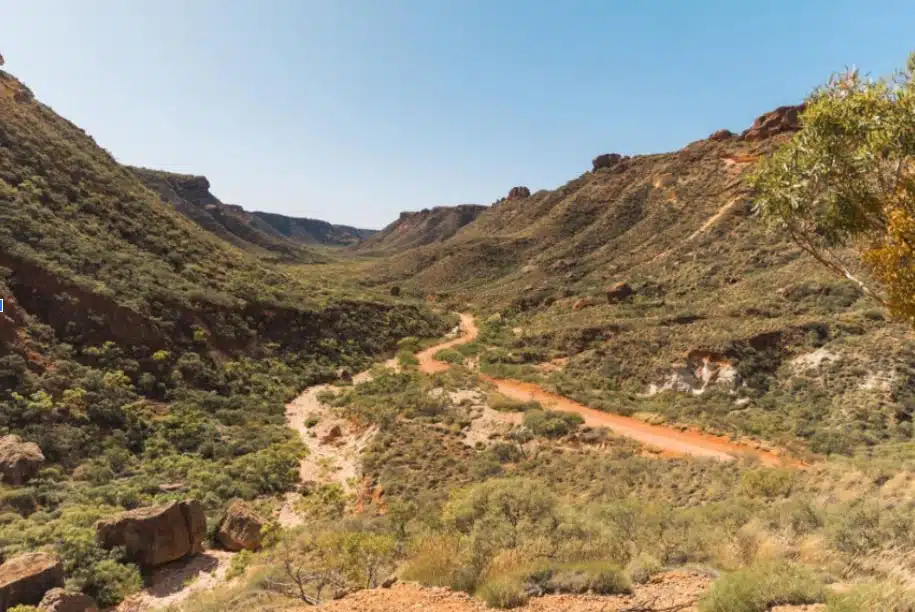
[370,108,915,454]
[357,204,487,253]
[0,68,446,606]
[131,167,375,258]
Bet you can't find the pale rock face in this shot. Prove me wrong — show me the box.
[647,352,740,396]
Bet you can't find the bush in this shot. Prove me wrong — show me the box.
[626,552,663,584]
[538,561,631,595]
[434,348,465,365]
[739,468,794,499]
[477,578,528,609]
[699,561,826,612]
[488,393,541,413]
[825,580,915,612]
[397,350,419,368]
[523,409,583,438]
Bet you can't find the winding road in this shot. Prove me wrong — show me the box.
[420,313,789,466]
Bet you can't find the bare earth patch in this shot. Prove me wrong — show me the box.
[116,551,235,611]
[279,385,378,527]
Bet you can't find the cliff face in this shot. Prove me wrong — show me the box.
[357,204,488,254]
[130,167,375,256]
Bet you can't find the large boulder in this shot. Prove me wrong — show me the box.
[606,282,634,303]
[707,129,734,141]
[217,500,267,552]
[740,104,805,141]
[96,500,206,568]
[507,186,530,199]
[0,435,45,485]
[0,552,64,609]
[39,588,99,612]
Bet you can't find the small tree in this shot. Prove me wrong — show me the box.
[749,53,915,325]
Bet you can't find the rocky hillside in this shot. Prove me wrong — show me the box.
[357,204,487,253]
[131,167,374,259]
[0,68,446,608]
[371,105,915,455]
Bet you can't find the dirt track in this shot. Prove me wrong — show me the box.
[420,313,788,466]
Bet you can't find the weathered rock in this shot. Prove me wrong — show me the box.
[707,129,734,141]
[0,552,64,609]
[96,500,206,568]
[39,588,99,612]
[507,186,530,199]
[0,434,45,485]
[389,285,401,297]
[740,104,805,141]
[592,153,628,171]
[157,482,188,493]
[217,500,267,552]
[336,367,353,383]
[606,282,633,303]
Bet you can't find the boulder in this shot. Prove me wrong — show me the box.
[217,500,267,552]
[39,588,99,612]
[606,282,633,303]
[389,285,401,297]
[96,500,206,568]
[0,434,45,485]
[592,153,628,171]
[507,186,530,199]
[707,129,734,141]
[336,368,353,383]
[0,552,64,609]
[740,104,805,141]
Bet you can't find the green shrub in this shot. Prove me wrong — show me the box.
[488,393,541,413]
[434,348,465,365]
[226,549,253,580]
[626,552,663,584]
[540,561,631,595]
[699,561,826,612]
[523,409,583,438]
[397,350,419,368]
[477,578,528,609]
[739,468,794,499]
[825,580,915,612]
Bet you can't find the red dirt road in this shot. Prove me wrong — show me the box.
[420,313,788,466]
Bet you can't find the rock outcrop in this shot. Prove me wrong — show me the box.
[0,435,45,485]
[39,588,99,612]
[0,552,64,609]
[217,500,267,552]
[592,153,629,171]
[96,500,206,568]
[507,186,531,199]
[707,129,734,141]
[606,282,633,303]
[740,104,805,141]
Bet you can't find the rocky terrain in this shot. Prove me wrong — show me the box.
[357,204,488,253]
[131,167,375,259]
[1,49,914,612]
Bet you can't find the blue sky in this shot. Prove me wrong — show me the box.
[1,1,913,228]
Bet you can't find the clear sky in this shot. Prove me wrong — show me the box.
[1,1,913,229]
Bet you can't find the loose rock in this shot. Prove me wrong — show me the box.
[606,282,634,303]
[0,434,45,485]
[96,500,206,568]
[39,588,99,612]
[217,500,267,552]
[0,552,64,609]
